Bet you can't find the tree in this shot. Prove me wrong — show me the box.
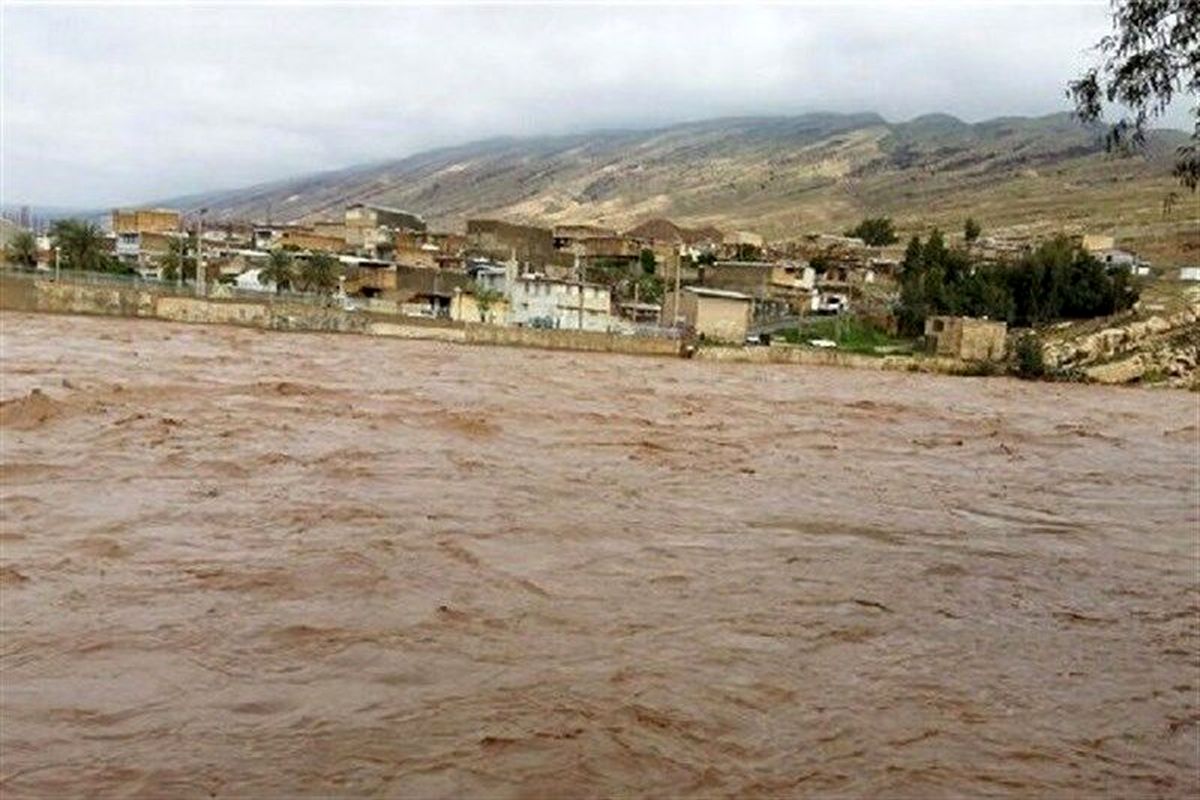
[896,232,1138,334]
[1069,0,1199,189]
[4,230,38,269]
[845,217,898,246]
[735,243,763,261]
[50,219,109,272]
[259,249,294,294]
[635,274,664,305]
[639,248,657,275]
[159,237,194,283]
[474,285,503,323]
[299,252,339,294]
[964,217,982,243]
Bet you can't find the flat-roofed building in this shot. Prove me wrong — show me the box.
[924,316,1007,361]
[660,286,752,342]
[111,208,181,235]
[344,204,426,233]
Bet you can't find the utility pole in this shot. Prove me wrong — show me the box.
[54,247,60,282]
[672,244,682,327]
[574,247,585,331]
[176,216,184,291]
[195,208,208,296]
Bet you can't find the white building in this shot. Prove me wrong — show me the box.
[1096,248,1150,276]
[1180,266,1200,282]
[474,260,614,331]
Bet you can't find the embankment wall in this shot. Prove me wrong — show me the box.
[0,276,676,357]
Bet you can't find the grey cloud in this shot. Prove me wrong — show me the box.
[2,2,1181,207]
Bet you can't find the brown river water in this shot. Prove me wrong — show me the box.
[1,310,1197,798]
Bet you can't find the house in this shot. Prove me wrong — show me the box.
[617,301,663,324]
[1095,248,1150,276]
[625,218,723,251]
[467,219,556,267]
[553,224,617,250]
[278,229,346,254]
[924,316,1007,361]
[474,260,614,331]
[703,260,813,308]
[1096,248,1136,267]
[451,286,510,324]
[341,256,397,296]
[401,291,453,319]
[111,208,181,235]
[344,204,426,233]
[111,208,183,271]
[660,286,752,342]
[572,235,642,266]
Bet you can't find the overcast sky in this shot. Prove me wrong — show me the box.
[1,1,1186,207]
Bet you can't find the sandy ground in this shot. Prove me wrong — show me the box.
[1,310,1198,798]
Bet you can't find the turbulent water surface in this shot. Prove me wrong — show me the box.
[1,311,1197,798]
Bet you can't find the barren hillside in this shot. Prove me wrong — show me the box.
[171,112,1196,263]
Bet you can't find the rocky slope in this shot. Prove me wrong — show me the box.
[168,112,1195,260]
[1043,285,1200,388]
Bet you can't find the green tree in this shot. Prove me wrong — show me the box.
[50,219,109,272]
[964,217,982,243]
[639,248,657,275]
[845,217,899,246]
[474,285,503,323]
[4,230,38,269]
[1069,0,1198,189]
[259,249,295,294]
[299,252,339,294]
[635,274,664,305]
[159,236,194,283]
[896,232,1138,334]
[735,243,763,261]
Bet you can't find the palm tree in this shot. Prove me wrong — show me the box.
[4,230,38,269]
[299,252,339,294]
[50,219,108,272]
[259,249,294,294]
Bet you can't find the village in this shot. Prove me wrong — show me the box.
[4,202,1192,367]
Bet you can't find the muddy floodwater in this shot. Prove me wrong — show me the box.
[1,311,1197,798]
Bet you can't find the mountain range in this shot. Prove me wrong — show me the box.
[167,111,1195,261]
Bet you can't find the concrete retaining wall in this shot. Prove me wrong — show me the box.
[464,323,681,356]
[0,275,676,358]
[696,342,974,374]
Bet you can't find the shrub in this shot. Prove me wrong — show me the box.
[1012,333,1046,379]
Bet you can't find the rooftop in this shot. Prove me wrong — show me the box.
[685,286,752,301]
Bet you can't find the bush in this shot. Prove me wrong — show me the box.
[1012,333,1046,379]
[845,217,899,246]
